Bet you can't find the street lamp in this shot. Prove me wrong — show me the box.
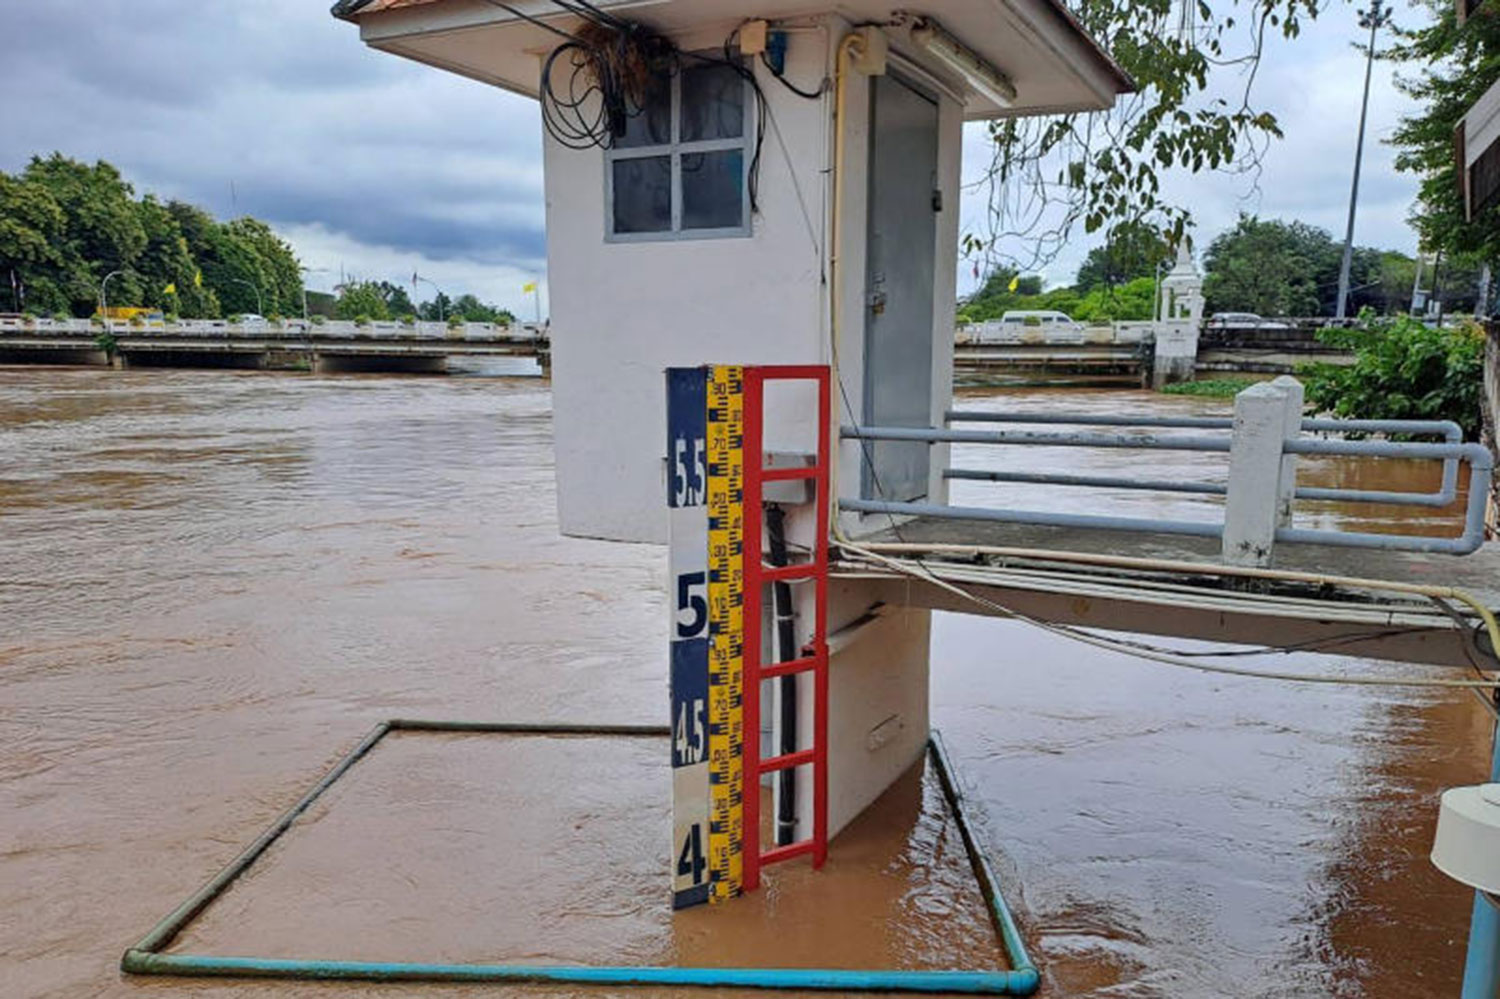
[299,266,330,321]
[99,269,125,333]
[1334,0,1392,320]
[413,273,445,322]
[228,278,264,318]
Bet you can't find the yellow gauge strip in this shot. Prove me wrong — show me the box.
[705,365,745,902]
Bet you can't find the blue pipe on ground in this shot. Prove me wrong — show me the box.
[121,952,1039,994]
[1460,716,1500,998]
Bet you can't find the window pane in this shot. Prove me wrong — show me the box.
[681,150,744,230]
[612,156,672,234]
[616,72,671,148]
[680,62,744,142]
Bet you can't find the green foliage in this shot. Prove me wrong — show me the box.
[1389,0,1500,263]
[1203,215,1339,315]
[447,314,466,329]
[335,281,391,322]
[310,314,326,326]
[959,272,1157,324]
[1161,377,1262,398]
[1075,221,1173,291]
[0,153,298,320]
[974,0,1323,264]
[1302,314,1486,439]
[354,314,373,327]
[94,330,117,354]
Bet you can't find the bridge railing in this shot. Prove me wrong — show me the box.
[0,316,546,342]
[839,378,1492,565]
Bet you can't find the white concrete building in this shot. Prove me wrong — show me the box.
[336,0,1130,855]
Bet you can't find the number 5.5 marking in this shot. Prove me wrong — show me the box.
[676,571,707,639]
[674,436,706,507]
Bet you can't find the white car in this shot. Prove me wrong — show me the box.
[1205,312,1293,330]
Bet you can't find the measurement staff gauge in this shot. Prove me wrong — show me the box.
[666,366,745,909]
[706,366,745,902]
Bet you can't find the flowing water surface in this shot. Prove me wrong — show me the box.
[0,368,1491,998]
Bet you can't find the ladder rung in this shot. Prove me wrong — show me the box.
[759,654,821,680]
[760,466,820,482]
[761,839,818,865]
[759,563,819,583]
[759,747,817,774]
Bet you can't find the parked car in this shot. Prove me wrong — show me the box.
[1205,312,1293,330]
[999,310,1085,332]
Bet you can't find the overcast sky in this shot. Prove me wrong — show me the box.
[0,0,1427,310]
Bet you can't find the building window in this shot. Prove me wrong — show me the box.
[605,61,752,241]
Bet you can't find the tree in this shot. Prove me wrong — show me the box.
[23,154,147,314]
[0,173,66,313]
[335,281,391,321]
[971,0,1325,271]
[1202,215,1341,315]
[225,218,303,317]
[377,282,416,317]
[1389,0,1500,263]
[1075,221,1173,291]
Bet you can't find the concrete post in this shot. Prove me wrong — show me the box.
[1270,376,1305,527]
[1223,382,1292,566]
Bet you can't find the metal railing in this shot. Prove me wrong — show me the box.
[942,410,1463,508]
[839,387,1493,560]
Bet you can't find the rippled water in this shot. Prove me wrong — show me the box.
[0,369,1491,998]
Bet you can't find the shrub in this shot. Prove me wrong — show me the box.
[354,314,372,327]
[90,315,104,326]
[1161,377,1261,398]
[228,314,244,324]
[310,315,326,326]
[1301,314,1485,440]
[52,311,71,322]
[164,312,179,323]
[95,331,118,354]
[21,311,38,323]
[447,315,466,329]
[267,313,283,326]
[128,315,145,328]
[400,314,417,326]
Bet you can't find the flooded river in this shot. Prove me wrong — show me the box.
[0,368,1492,998]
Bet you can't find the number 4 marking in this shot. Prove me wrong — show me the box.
[677,823,706,885]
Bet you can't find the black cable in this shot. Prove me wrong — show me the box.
[760,50,827,100]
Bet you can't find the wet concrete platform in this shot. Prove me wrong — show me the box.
[839,519,1500,670]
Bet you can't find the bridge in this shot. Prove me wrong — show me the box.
[954,319,1357,384]
[0,317,549,374]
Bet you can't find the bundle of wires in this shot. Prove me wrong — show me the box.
[485,1,825,217]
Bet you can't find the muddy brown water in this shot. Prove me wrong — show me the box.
[0,369,1492,998]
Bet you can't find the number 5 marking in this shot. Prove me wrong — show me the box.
[676,571,707,638]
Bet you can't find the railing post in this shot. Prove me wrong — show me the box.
[1223,382,1292,566]
[1270,376,1304,527]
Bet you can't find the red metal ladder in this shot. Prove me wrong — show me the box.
[741,365,831,893]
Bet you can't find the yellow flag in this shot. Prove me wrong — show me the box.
[194,270,203,288]
[1008,275,1020,293]
[522,281,538,294]
[163,282,177,295]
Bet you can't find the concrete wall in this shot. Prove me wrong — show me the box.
[545,22,834,544]
[544,19,960,545]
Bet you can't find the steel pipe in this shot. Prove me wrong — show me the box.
[840,497,1225,538]
[844,425,1233,452]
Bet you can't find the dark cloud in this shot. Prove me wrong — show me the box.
[1,0,547,284]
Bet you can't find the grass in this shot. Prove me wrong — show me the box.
[1159,377,1262,398]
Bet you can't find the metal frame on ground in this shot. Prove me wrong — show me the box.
[120,719,1040,995]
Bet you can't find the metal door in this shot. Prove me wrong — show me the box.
[862,73,938,502]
